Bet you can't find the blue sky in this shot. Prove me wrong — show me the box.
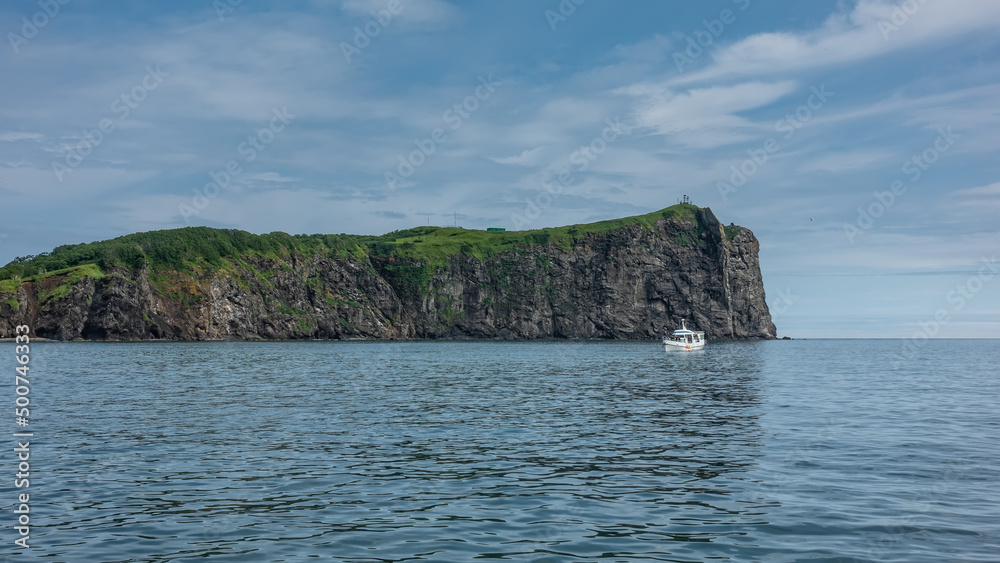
[1,0,998,338]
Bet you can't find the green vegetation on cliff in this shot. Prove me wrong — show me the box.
[365,203,700,264]
[0,228,364,280]
[0,203,712,290]
[0,202,777,341]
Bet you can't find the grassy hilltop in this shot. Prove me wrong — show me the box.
[0,204,721,301]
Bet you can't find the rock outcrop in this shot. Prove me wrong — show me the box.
[0,208,776,340]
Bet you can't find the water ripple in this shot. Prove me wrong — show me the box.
[2,340,997,561]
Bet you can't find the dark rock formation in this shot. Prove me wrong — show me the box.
[0,210,776,341]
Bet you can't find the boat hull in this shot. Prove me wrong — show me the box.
[662,340,705,351]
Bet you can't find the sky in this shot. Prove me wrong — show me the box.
[1,0,998,338]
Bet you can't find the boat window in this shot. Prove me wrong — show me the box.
[686,335,692,343]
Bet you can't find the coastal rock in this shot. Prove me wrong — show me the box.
[0,210,776,341]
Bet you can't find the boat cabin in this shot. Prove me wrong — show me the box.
[665,331,703,345]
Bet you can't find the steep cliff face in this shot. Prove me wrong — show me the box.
[0,207,776,340]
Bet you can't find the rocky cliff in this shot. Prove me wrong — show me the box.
[0,205,776,340]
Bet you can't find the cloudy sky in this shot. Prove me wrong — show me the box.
[1,0,998,338]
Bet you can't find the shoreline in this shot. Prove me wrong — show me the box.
[1,336,778,343]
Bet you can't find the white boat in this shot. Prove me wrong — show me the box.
[662,319,706,350]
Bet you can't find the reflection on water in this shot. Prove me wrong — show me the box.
[5,340,998,561]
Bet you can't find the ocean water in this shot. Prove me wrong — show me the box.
[3,339,998,562]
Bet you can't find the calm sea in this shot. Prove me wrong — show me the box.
[3,340,998,562]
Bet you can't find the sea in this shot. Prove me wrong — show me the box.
[2,339,997,562]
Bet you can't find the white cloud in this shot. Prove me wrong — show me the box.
[955,181,1000,197]
[0,163,156,200]
[336,0,460,28]
[628,81,798,148]
[491,147,544,166]
[240,172,298,184]
[673,0,1000,85]
[952,181,1000,210]
[0,132,43,142]
[608,34,674,64]
[799,148,898,173]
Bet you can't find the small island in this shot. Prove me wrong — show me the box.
[0,203,775,341]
